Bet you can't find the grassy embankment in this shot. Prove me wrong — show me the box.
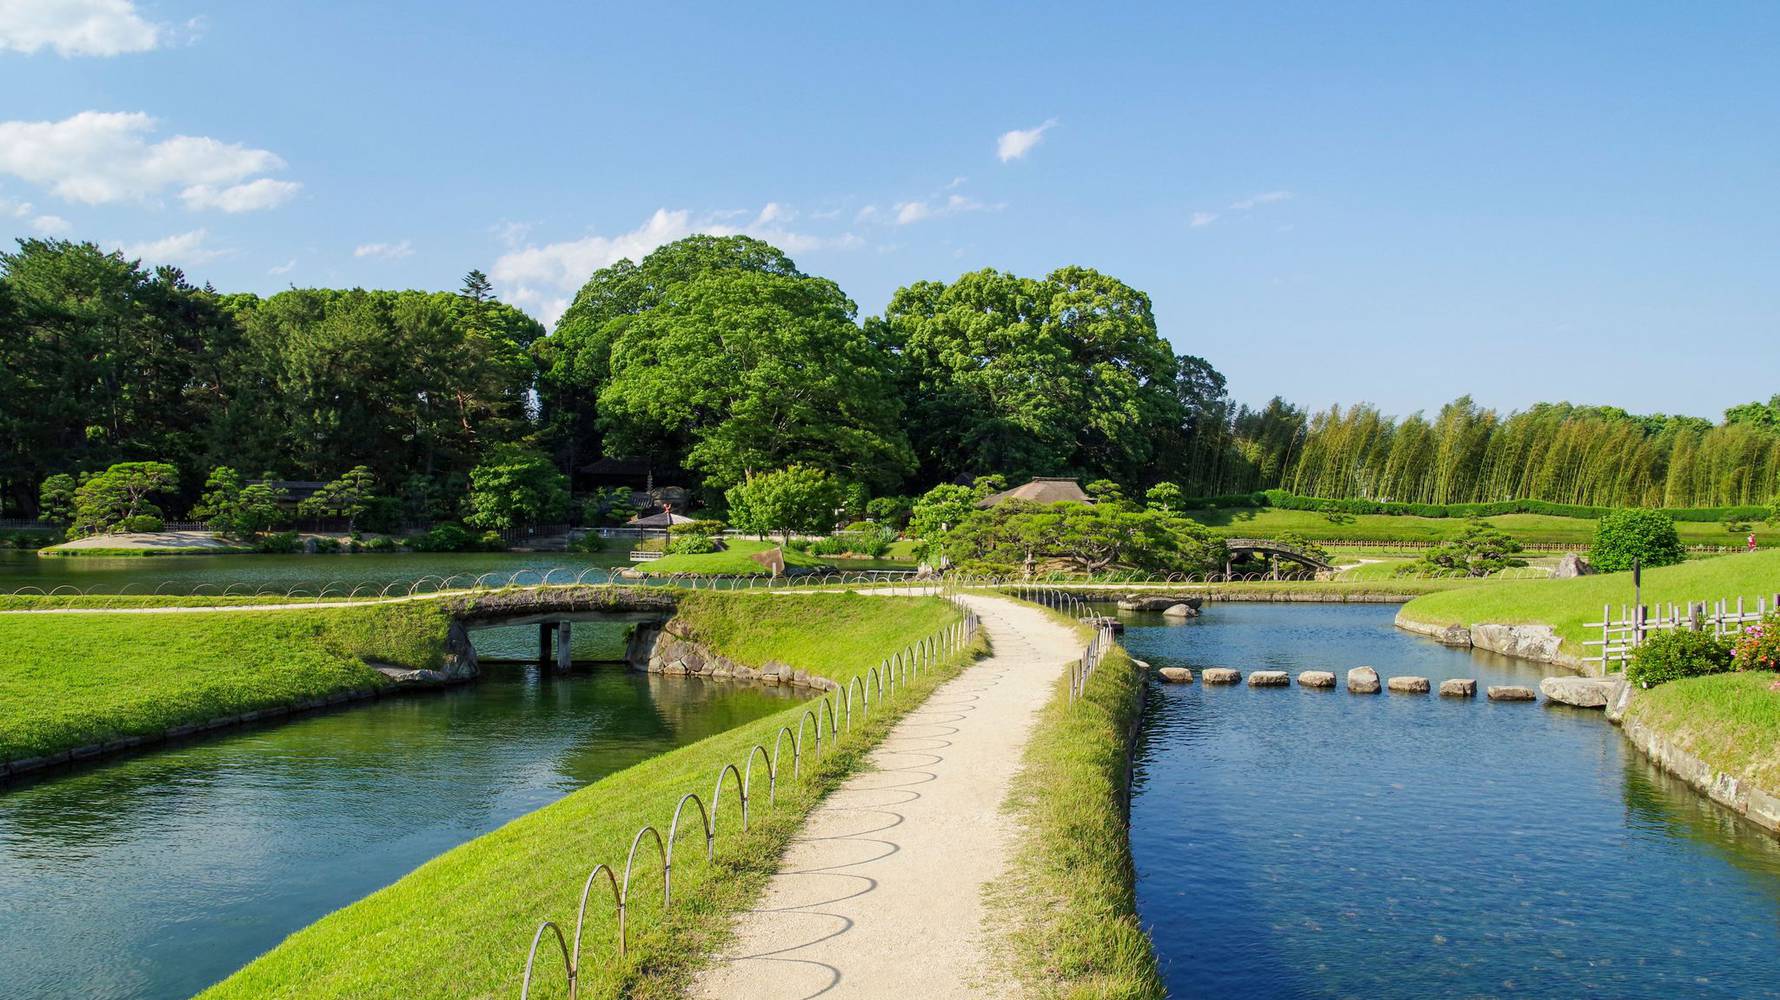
[201,591,975,1000]
[1185,506,1766,548]
[0,602,447,764]
[1398,548,1780,659]
[1623,672,1780,791]
[989,600,1164,1000]
[633,537,829,575]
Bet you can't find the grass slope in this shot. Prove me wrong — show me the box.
[200,592,969,1000]
[0,602,447,763]
[990,612,1163,1000]
[1625,672,1780,790]
[1185,506,1765,548]
[636,538,828,575]
[1399,549,1780,657]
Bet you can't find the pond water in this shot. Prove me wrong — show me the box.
[0,549,631,596]
[1124,603,1780,999]
[0,664,798,1000]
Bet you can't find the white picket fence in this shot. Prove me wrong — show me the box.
[1584,592,1780,672]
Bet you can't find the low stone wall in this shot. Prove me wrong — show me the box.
[626,619,838,692]
[1610,681,1780,836]
[1394,614,1589,673]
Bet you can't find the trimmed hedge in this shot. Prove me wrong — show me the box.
[1177,489,1767,524]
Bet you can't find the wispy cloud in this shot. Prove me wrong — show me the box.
[997,119,1057,162]
[268,258,296,275]
[0,111,298,212]
[1229,190,1293,211]
[0,0,160,57]
[891,193,996,227]
[354,240,413,259]
[490,205,863,326]
[1189,211,1218,228]
[120,228,228,267]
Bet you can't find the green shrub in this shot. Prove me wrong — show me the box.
[256,531,301,554]
[311,536,342,554]
[362,536,399,553]
[406,522,475,552]
[1732,612,1780,673]
[1397,518,1525,578]
[669,519,727,537]
[1590,508,1686,572]
[1627,629,1734,687]
[118,514,165,533]
[668,534,719,555]
[568,532,606,553]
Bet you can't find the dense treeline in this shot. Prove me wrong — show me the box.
[1286,397,1780,508]
[2,235,1776,522]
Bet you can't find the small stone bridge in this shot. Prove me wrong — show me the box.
[430,586,679,681]
[1222,537,1333,576]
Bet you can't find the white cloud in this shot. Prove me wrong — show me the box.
[0,111,297,211]
[1229,190,1293,211]
[997,119,1057,162]
[268,258,296,275]
[31,213,71,234]
[180,177,301,213]
[354,240,413,259]
[119,228,227,267]
[0,0,159,57]
[491,205,861,326]
[490,219,533,249]
[889,192,995,227]
[1189,211,1218,228]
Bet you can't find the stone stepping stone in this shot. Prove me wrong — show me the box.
[1387,676,1431,694]
[1202,667,1242,685]
[1248,670,1290,687]
[1539,676,1615,708]
[1487,685,1537,702]
[1438,678,1477,698]
[1346,666,1381,694]
[1157,666,1194,684]
[1298,670,1337,688]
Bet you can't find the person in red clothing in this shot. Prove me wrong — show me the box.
[1750,531,1759,552]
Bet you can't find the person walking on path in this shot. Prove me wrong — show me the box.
[691,593,1080,1000]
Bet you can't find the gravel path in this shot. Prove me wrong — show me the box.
[691,593,1078,1000]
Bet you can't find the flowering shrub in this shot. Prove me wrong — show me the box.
[1627,629,1733,687]
[1732,613,1780,672]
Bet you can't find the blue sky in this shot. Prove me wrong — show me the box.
[3,1,1777,419]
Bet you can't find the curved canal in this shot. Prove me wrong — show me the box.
[0,638,797,1000]
[1124,603,1780,999]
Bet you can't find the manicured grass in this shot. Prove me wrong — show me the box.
[200,592,972,1000]
[1184,506,1766,548]
[1625,672,1780,790]
[0,602,448,762]
[0,594,377,611]
[635,538,829,575]
[37,545,257,557]
[1399,549,1780,658]
[990,615,1164,1000]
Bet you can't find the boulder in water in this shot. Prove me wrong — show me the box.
[1203,667,1241,685]
[1249,670,1290,687]
[1158,667,1194,684]
[1387,675,1431,693]
[1347,667,1381,694]
[1439,678,1477,698]
[1298,670,1337,688]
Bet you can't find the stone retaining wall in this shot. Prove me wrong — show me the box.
[1612,681,1780,836]
[1394,614,1589,673]
[626,619,838,692]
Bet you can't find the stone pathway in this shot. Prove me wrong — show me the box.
[690,593,1080,1000]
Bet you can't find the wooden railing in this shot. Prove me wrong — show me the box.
[1585,592,1780,672]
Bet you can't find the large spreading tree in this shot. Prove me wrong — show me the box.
[598,268,912,494]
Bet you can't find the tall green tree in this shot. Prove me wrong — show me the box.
[724,465,846,539]
[465,445,570,530]
[533,235,805,476]
[299,466,380,532]
[599,268,912,493]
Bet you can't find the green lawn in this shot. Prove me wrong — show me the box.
[1624,671,1780,790]
[200,592,971,1000]
[991,613,1164,999]
[0,602,447,763]
[635,538,829,575]
[1184,506,1766,548]
[1398,548,1780,658]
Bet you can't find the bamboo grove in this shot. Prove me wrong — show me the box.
[1281,397,1780,509]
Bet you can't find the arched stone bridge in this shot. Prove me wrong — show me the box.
[1222,537,1334,575]
[431,586,679,681]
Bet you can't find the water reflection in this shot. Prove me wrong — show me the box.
[0,666,796,1000]
[1126,602,1780,999]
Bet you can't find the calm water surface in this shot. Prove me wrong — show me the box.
[0,663,797,1000]
[1125,602,1780,999]
[0,549,630,595]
